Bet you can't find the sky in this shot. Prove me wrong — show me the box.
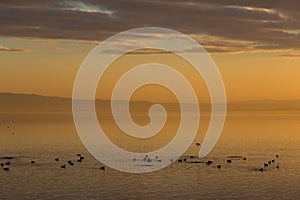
[0,0,300,102]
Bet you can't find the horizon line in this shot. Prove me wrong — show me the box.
[0,92,299,104]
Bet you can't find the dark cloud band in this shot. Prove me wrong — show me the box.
[0,0,299,53]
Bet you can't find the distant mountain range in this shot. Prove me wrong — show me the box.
[0,92,299,112]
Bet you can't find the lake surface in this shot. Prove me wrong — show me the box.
[0,111,299,199]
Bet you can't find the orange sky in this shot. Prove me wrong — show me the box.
[0,37,300,103]
[1,1,300,103]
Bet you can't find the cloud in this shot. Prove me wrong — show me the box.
[278,53,300,59]
[79,40,100,45]
[0,45,31,53]
[121,34,256,55]
[0,0,300,54]
[59,1,114,15]
[222,5,289,19]
[281,29,300,35]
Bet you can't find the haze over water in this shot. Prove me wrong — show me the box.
[1,0,300,199]
[0,94,299,199]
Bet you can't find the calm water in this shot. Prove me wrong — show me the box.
[0,111,299,199]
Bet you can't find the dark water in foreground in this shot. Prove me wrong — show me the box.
[0,111,299,199]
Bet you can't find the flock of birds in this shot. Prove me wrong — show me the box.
[132,142,280,172]
[1,152,280,173]
[0,154,106,172]
[259,154,280,171]
[2,125,106,171]
[55,153,107,170]
[177,152,280,172]
[2,125,281,173]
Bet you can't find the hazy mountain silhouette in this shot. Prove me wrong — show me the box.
[0,93,299,112]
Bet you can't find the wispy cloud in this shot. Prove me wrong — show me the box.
[79,40,100,45]
[224,5,276,14]
[191,34,257,54]
[0,45,31,53]
[282,29,300,35]
[278,53,300,59]
[60,1,114,15]
[222,5,289,19]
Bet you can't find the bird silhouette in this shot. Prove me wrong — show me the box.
[206,161,213,165]
[259,168,264,172]
[68,160,74,166]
